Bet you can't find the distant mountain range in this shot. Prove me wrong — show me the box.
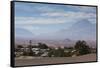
[57,19,96,40]
[15,19,96,48]
[15,38,96,48]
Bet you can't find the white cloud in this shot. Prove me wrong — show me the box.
[15,2,96,25]
[15,17,68,25]
[15,11,96,25]
[42,11,96,18]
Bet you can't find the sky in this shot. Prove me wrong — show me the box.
[15,2,97,40]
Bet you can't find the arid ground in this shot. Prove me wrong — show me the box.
[15,53,97,66]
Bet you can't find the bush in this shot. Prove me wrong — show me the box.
[48,47,67,57]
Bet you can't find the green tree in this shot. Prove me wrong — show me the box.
[74,40,91,55]
[38,43,48,49]
[17,45,23,48]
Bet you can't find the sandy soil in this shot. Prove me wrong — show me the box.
[15,53,97,66]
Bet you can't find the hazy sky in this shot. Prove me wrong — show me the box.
[15,2,96,40]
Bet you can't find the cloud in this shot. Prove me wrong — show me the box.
[15,17,69,25]
[15,2,96,25]
[15,2,97,40]
[15,11,96,25]
[42,11,96,18]
[15,2,96,17]
[77,6,96,13]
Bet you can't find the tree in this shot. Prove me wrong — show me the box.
[74,40,91,55]
[38,43,48,49]
[17,45,23,48]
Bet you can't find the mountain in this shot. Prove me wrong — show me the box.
[15,19,96,47]
[15,38,96,48]
[57,19,96,40]
[69,19,96,31]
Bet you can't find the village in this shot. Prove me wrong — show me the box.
[15,40,96,58]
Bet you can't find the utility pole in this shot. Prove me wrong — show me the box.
[29,40,32,46]
[29,40,32,51]
[29,40,33,56]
